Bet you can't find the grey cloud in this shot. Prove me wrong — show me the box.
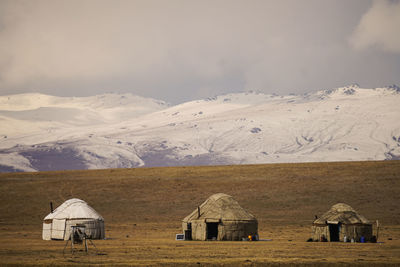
[350,0,400,54]
[0,0,399,104]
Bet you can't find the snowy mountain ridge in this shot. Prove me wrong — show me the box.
[0,85,399,172]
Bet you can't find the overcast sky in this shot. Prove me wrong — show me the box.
[0,0,399,104]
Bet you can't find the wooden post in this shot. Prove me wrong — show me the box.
[197,207,200,218]
[84,236,88,253]
[71,227,74,253]
[376,220,379,241]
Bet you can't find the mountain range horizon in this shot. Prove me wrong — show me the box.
[1,84,399,172]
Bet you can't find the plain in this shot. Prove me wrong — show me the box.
[0,160,399,266]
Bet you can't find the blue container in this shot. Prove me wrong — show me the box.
[360,236,365,243]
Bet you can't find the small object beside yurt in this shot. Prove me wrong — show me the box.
[312,203,372,242]
[182,193,258,241]
[42,198,105,241]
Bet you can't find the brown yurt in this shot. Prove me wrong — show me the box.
[312,203,373,242]
[182,193,258,241]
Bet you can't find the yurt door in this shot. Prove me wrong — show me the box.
[206,223,218,240]
[185,223,192,240]
[51,219,66,240]
[328,223,339,241]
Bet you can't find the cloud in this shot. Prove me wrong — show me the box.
[0,0,398,103]
[0,0,270,100]
[350,0,400,54]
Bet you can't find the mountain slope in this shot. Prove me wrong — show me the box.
[0,93,168,139]
[1,85,399,172]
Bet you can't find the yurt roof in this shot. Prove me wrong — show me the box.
[183,193,256,222]
[44,198,103,220]
[313,203,371,225]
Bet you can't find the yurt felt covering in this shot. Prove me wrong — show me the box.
[182,193,258,241]
[312,203,373,242]
[42,198,105,241]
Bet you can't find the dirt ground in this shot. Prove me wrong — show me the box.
[1,224,399,266]
[0,161,399,266]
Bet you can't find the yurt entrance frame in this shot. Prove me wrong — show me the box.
[328,223,340,241]
[184,223,192,240]
[206,222,219,240]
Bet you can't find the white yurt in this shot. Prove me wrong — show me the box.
[42,198,105,241]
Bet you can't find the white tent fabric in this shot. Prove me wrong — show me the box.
[42,198,104,241]
[44,198,103,221]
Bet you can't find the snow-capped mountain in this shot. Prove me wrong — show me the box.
[1,85,399,172]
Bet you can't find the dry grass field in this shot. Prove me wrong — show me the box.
[0,161,399,266]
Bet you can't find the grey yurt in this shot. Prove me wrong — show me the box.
[42,198,105,241]
[312,203,372,242]
[182,193,258,241]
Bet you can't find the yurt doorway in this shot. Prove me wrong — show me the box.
[206,223,218,240]
[328,223,339,241]
[185,223,192,240]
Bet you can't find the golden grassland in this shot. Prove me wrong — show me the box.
[0,161,399,266]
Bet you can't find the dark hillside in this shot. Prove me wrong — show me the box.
[1,160,399,227]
